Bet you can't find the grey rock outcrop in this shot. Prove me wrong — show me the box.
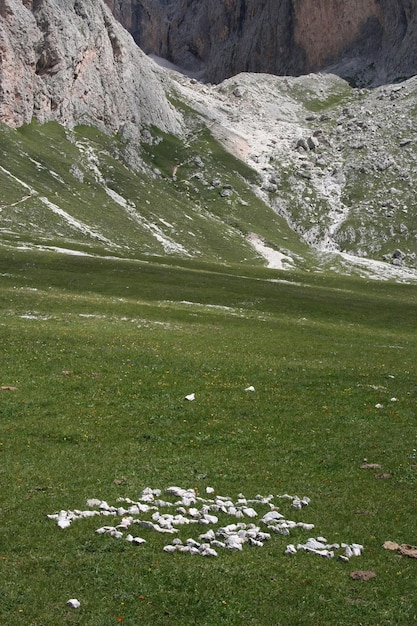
[108,0,417,85]
[0,0,182,138]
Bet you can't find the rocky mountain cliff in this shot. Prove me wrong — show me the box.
[0,0,181,139]
[106,0,417,85]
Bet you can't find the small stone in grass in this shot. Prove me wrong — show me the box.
[67,599,81,608]
[184,393,195,401]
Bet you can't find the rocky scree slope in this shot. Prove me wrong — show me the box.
[107,0,417,86]
[169,68,417,271]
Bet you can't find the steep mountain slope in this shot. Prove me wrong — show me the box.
[107,0,417,86]
[0,0,181,139]
[0,119,310,267]
[168,68,417,274]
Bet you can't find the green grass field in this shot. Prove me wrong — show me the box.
[1,246,417,624]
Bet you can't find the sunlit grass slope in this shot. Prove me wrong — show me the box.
[0,120,310,267]
[1,247,417,624]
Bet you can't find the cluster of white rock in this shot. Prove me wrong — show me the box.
[285,537,364,560]
[47,486,363,561]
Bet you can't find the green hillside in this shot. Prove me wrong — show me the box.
[0,120,311,268]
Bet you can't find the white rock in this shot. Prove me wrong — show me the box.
[262,511,284,524]
[79,510,99,519]
[211,540,226,549]
[200,546,218,557]
[67,599,80,609]
[244,385,255,392]
[206,487,215,494]
[163,545,177,553]
[132,537,147,545]
[257,532,271,541]
[304,538,328,550]
[117,517,133,529]
[351,543,364,556]
[285,544,297,555]
[86,499,101,507]
[296,523,315,530]
[57,518,71,529]
[172,538,183,545]
[186,538,200,548]
[96,526,113,535]
[199,529,216,541]
[225,535,244,550]
[248,537,264,547]
[178,545,191,553]
[267,524,290,536]
[185,393,195,401]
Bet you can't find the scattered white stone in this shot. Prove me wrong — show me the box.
[163,544,177,553]
[184,393,195,401]
[350,543,364,556]
[48,486,364,563]
[244,385,255,392]
[67,599,80,609]
[375,403,384,409]
[225,535,244,550]
[262,511,284,524]
[133,537,147,545]
[200,546,218,557]
[199,529,215,541]
[390,397,398,402]
[242,507,258,518]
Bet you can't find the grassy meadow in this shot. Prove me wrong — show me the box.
[1,246,417,624]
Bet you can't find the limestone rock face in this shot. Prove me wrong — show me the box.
[108,0,417,85]
[0,0,182,137]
